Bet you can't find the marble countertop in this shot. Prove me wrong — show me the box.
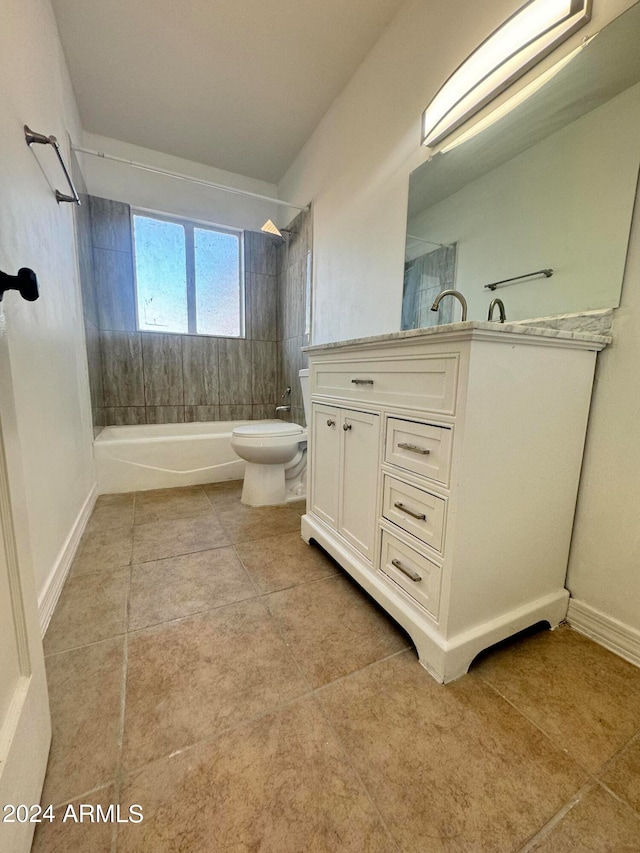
[303,319,612,354]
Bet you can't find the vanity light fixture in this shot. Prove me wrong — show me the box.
[421,0,592,148]
[439,37,591,153]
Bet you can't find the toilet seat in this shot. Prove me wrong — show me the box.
[232,423,304,438]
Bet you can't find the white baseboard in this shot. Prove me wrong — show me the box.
[567,598,640,669]
[38,483,98,636]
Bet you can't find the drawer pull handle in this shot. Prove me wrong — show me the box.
[398,442,431,455]
[326,419,335,427]
[391,558,422,582]
[394,502,426,521]
[343,422,352,431]
[351,378,374,385]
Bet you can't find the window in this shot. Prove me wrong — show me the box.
[132,211,243,336]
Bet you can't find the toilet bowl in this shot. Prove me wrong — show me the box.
[231,368,310,506]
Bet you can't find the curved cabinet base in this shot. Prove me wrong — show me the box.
[302,513,569,683]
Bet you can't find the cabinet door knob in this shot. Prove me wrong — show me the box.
[326,419,335,427]
[343,422,352,431]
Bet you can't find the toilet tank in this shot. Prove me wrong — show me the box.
[299,368,310,426]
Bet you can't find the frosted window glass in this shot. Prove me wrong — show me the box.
[134,216,188,333]
[194,228,241,336]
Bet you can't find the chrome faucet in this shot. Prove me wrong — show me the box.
[275,386,291,414]
[487,298,506,323]
[431,289,468,322]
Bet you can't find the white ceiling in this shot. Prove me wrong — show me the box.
[52,0,406,183]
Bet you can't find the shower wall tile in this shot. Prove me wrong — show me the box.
[101,331,144,407]
[89,197,133,254]
[218,339,252,405]
[275,208,312,428]
[93,409,105,438]
[104,407,147,426]
[76,195,99,328]
[245,231,277,276]
[281,337,307,413]
[85,323,104,413]
[291,406,305,426]
[146,406,185,424]
[248,273,277,341]
[94,248,137,332]
[279,258,306,341]
[219,404,252,421]
[185,405,220,423]
[85,212,304,427]
[252,404,275,420]
[141,333,183,406]
[182,336,219,406]
[251,341,278,405]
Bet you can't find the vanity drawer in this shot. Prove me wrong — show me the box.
[382,475,446,553]
[385,418,452,485]
[312,355,458,413]
[380,531,441,619]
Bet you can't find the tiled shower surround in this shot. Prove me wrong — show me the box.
[75,197,311,429]
[276,208,312,427]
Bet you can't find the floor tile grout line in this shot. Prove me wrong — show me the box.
[113,649,415,784]
[230,543,262,599]
[312,647,413,697]
[118,692,316,781]
[516,782,593,853]
[592,727,640,782]
[472,670,604,778]
[112,565,132,853]
[44,631,129,659]
[254,593,317,695]
[310,691,403,852]
[132,506,219,528]
[126,589,260,635]
[253,569,339,598]
[594,777,640,820]
[48,781,117,811]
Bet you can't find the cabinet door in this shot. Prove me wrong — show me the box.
[310,403,340,529]
[339,410,379,560]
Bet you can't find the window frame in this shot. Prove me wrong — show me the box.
[131,207,245,339]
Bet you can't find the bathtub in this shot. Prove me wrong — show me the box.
[94,420,283,493]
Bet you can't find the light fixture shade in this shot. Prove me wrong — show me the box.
[422,0,591,148]
[261,219,283,237]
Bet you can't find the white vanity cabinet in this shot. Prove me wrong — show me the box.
[302,322,609,683]
[310,403,379,560]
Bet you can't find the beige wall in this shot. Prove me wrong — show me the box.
[279,0,640,637]
[566,177,640,633]
[0,0,95,606]
[80,132,296,233]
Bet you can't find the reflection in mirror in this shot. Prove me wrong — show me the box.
[403,1,640,328]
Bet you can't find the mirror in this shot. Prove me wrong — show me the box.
[403,1,640,328]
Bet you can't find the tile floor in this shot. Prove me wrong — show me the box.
[34,482,640,852]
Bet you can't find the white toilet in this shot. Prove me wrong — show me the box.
[230,369,310,506]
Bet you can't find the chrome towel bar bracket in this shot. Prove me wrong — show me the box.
[484,269,553,291]
[25,125,80,205]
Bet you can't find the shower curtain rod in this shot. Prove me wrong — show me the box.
[71,145,308,211]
